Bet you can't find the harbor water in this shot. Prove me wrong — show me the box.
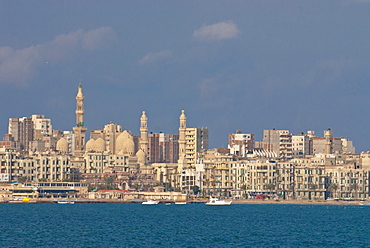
[1,203,369,247]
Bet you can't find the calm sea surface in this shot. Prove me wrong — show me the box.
[0,203,369,247]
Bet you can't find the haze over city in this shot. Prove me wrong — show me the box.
[1,1,370,151]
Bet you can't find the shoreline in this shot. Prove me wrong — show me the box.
[3,198,367,205]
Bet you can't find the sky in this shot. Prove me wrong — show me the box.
[1,0,370,152]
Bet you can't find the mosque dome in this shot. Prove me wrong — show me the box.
[86,138,96,152]
[117,130,133,143]
[116,130,135,156]
[136,149,146,164]
[120,138,135,156]
[95,138,106,152]
[56,138,68,154]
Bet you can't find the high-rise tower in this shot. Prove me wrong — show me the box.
[72,83,87,157]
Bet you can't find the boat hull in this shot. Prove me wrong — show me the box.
[142,200,159,205]
[206,198,232,205]
[57,201,75,204]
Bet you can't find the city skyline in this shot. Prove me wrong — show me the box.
[1,1,370,151]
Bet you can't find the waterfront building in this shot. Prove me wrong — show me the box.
[10,182,88,199]
[326,166,369,199]
[202,148,234,196]
[0,149,73,182]
[292,160,328,200]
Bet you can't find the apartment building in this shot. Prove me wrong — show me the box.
[261,129,292,160]
[228,130,254,157]
[0,149,72,182]
[292,133,311,158]
[185,127,208,167]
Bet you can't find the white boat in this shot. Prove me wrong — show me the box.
[142,199,159,205]
[57,201,75,205]
[174,201,187,205]
[206,198,232,206]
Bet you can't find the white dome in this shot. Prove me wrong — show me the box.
[86,139,96,152]
[56,138,68,153]
[95,138,105,152]
[116,130,135,155]
[136,149,146,164]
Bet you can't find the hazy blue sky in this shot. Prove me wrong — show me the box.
[1,1,370,152]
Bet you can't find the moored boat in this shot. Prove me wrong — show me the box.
[57,201,75,205]
[206,197,232,206]
[174,201,187,205]
[142,199,159,205]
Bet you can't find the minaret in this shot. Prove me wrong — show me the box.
[324,128,333,154]
[140,111,148,154]
[178,109,187,171]
[72,83,87,157]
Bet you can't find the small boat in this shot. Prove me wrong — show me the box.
[0,200,8,203]
[57,201,75,205]
[174,201,187,205]
[206,197,232,206]
[142,199,159,205]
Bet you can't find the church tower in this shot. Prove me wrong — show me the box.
[72,83,87,157]
[177,109,187,171]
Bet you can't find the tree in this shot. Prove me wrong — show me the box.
[191,185,200,195]
[328,183,338,198]
[349,183,359,198]
[18,176,28,183]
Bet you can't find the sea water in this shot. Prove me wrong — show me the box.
[0,203,369,247]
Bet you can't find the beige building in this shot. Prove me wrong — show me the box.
[260,129,292,160]
[0,148,73,182]
[185,127,208,167]
[326,167,369,199]
[292,132,311,158]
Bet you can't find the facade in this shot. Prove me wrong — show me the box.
[148,132,170,163]
[0,149,73,182]
[292,133,311,158]
[2,83,369,202]
[8,117,33,152]
[311,129,350,155]
[228,130,254,157]
[185,127,209,167]
[261,129,292,160]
